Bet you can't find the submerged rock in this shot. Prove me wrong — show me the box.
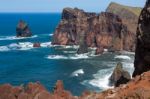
[16,20,32,37]
[133,0,150,77]
[109,62,131,87]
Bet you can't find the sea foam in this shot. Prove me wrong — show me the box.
[71,69,84,77]
[115,55,131,60]
[81,68,113,90]
[0,35,38,41]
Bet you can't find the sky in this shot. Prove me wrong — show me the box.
[0,0,147,13]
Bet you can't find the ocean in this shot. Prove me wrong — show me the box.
[0,13,135,95]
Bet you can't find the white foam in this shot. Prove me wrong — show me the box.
[47,55,68,59]
[49,34,53,36]
[81,68,113,90]
[0,46,10,51]
[115,55,131,60]
[41,42,52,47]
[18,42,33,50]
[0,35,38,41]
[46,53,92,60]
[71,69,84,77]
[63,51,76,54]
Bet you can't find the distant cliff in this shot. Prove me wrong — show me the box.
[52,5,136,54]
[106,2,142,34]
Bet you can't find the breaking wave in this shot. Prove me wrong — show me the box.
[0,42,53,52]
[0,35,38,41]
[81,68,113,90]
[71,69,84,77]
[115,55,131,60]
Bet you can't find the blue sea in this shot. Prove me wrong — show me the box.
[0,13,135,95]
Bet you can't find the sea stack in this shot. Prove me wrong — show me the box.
[133,0,150,77]
[16,20,32,37]
[109,62,131,87]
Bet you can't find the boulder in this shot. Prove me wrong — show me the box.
[133,0,150,77]
[16,20,32,37]
[33,42,41,48]
[109,62,131,87]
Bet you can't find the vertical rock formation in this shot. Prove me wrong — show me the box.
[133,0,150,77]
[16,20,32,37]
[52,7,135,54]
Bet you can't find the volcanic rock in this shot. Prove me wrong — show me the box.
[52,7,135,54]
[33,42,41,48]
[16,20,32,37]
[133,0,150,77]
[109,62,131,87]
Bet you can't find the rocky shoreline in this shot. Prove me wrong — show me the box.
[1,0,150,99]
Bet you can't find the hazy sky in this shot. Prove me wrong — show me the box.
[0,0,146,13]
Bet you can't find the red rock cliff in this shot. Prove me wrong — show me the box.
[52,7,136,54]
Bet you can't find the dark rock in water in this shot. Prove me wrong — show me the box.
[52,7,135,54]
[95,47,104,55]
[16,20,32,37]
[33,42,41,48]
[77,31,88,54]
[109,62,131,87]
[133,0,150,77]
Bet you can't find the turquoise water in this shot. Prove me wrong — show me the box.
[0,13,135,95]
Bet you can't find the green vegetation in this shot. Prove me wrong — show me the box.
[106,2,142,16]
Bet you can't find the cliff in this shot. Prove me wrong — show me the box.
[106,2,142,34]
[133,0,150,77]
[52,7,135,54]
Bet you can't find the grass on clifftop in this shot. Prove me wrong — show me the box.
[107,2,142,16]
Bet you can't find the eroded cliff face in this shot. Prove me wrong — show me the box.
[52,7,135,53]
[106,2,142,34]
[133,0,150,77]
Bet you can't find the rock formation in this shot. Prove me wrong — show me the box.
[0,80,76,99]
[81,71,150,99]
[16,20,32,37]
[133,0,150,77]
[106,2,142,34]
[52,7,135,54]
[33,42,41,48]
[0,72,150,99]
[109,62,131,87]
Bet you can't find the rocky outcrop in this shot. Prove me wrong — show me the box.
[16,20,32,37]
[52,7,135,54]
[1,72,150,99]
[33,42,41,48]
[106,2,142,34]
[0,80,76,99]
[109,62,131,87]
[81,71,150,99]
[133,0,150,77]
